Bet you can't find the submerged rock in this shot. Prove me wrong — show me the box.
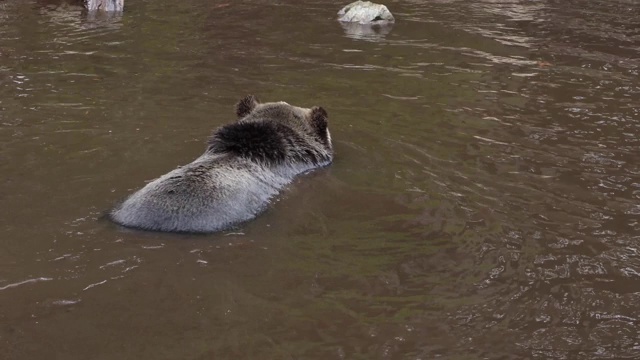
[340,21,394,41]
[338,1,394,24]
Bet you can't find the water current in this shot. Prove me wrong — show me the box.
[1,0,639,358]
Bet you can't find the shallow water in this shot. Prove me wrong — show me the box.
[1,0,640,358]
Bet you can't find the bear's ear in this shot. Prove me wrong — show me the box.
[310,106,329,141]
[236,95,259,118]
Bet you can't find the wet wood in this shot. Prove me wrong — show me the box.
[85,0,124,11]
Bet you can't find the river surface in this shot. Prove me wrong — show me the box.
[1,0,639,359]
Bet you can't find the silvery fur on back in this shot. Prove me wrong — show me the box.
[110,95,333,233]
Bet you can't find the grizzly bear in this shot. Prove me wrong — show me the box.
[110,95,333,233]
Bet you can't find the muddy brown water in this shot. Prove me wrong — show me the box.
[1,0,640,358]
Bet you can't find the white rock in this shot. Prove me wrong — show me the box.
[337,1,395,24]
[85,0,124,12]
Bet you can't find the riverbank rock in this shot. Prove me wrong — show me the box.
[337,1,394,24]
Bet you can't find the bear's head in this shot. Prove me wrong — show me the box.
[235,95,332,151]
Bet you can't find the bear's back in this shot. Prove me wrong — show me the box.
[110,154,287,233]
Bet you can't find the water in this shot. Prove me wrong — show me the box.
[1,0,639,358]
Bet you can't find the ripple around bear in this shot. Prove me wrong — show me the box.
[110,95,333,233]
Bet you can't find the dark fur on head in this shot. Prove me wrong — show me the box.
[208,95,332,166]
[208,122,289,164]
[208,122,328,165]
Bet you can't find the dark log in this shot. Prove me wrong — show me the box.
[85,0,124,11]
